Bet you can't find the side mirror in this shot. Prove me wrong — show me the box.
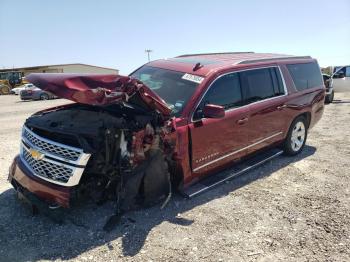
[203,104,225,118]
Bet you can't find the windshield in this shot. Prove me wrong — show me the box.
[131,66,199,116]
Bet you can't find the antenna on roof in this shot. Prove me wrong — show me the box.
[193,62,203,71]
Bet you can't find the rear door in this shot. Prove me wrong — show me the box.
[189,72,251,178]
[239,67,288,153]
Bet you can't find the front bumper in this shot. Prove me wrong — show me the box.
[20,95,34,100]
[8,155,71,208]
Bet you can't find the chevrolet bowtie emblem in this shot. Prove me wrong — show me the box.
[29,148,44,160]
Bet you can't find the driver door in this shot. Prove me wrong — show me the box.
[189,72,251,179]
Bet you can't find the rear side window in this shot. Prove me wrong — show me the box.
[240,68,284,103]
[200,73,242,110]
[287,62,323,90]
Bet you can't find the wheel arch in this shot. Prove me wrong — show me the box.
[285,111,311,137]
[299,112,311,128]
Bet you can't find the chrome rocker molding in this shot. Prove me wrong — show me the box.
[184,148,284,198]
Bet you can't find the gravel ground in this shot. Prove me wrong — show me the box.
[0,94,349,262]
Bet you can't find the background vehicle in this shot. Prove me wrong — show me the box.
[332,65,350,92]
[11,83,37,95]
[20,88,57,101]
[0,71,25,95]
[323,74,334,103]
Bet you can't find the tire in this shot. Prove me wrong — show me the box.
[40,93,49,100]
[0,85,10,95]
[325,90,334,104]
[120,149,170,211]
[283,116,308,156]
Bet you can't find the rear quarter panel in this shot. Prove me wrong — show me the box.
[280,63,325,133]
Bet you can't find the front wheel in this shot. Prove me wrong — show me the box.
[283,116,308,156]
[40,93,49,100]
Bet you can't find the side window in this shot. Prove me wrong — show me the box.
[346,67,350,77]
[286,62,323,90]
[240,68,283,103]
[194,73,242,119]
[200,73,242,110]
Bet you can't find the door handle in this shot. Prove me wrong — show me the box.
[237,117,248,125]
[277,104,287,110]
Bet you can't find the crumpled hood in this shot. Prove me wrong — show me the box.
[26,73,172,116]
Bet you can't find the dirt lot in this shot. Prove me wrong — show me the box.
[0,94,349,262]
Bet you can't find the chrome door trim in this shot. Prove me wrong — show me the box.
[193,131,283,172]
[191,66,288,122]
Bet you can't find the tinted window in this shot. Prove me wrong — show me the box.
[346,67,350,77]
[199,73,242,110]
[240,68,283,103]
[287,62,323,90]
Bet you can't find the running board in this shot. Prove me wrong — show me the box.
[182,148,284,198]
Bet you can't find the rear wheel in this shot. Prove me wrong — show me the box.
[283,116,308,155]
[40,93,49,100]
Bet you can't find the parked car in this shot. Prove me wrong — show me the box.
[332,65,350,92]
[322,74,334,103]
[20,87,57,101]
[8,52,325,219]
[11,83,36,95]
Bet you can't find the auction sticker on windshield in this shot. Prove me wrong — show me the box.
[182,73,204,84]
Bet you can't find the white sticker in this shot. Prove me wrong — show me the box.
[175,102,183,108]
[182,73,204,84]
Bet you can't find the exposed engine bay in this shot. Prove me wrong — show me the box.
[24,102,176,223]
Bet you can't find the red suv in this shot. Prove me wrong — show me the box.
[8,52,325,214]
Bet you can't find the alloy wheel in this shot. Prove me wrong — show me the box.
[291,121,306,152]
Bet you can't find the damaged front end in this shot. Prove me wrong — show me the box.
[12,73,178,225]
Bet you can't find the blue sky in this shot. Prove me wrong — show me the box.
[0,0,349,74]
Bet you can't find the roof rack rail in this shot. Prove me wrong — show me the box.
[176,52,255,58]
[237,56,312,64]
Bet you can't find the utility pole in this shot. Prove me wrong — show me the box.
[145,49,153,62]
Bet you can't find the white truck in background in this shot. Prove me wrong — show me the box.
[332,66,350,92]
[323,65,350,103]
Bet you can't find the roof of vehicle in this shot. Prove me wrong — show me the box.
[147,52,313,76]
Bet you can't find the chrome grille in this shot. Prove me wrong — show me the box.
[20,125,91,186]
[22,148,73,183]
[23,128,80,161]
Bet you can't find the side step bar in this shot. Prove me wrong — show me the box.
[182,148,284,198]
